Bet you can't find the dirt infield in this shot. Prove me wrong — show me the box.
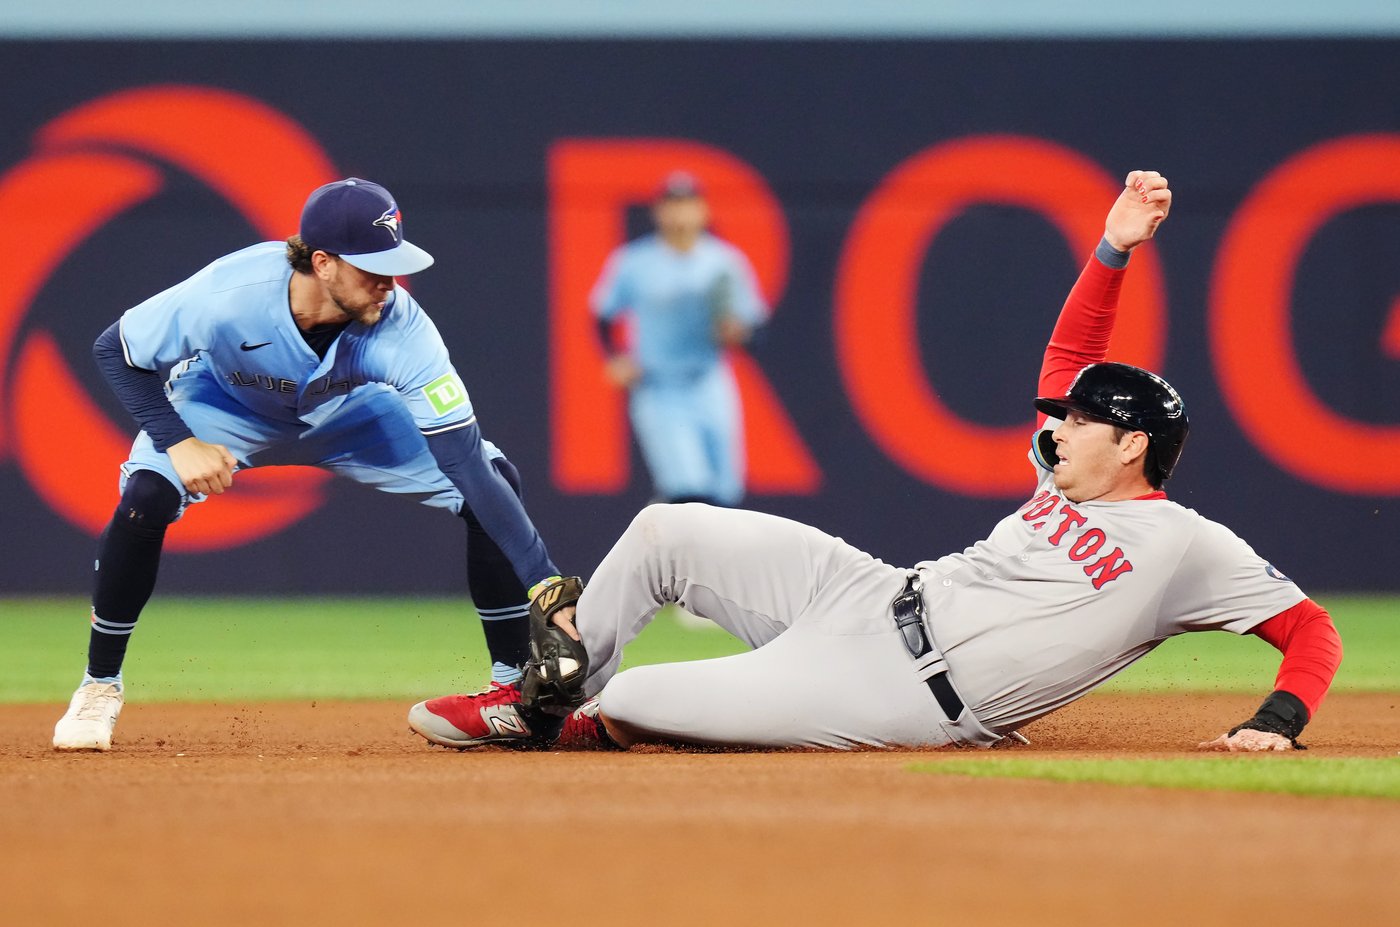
[3,692,1396,926]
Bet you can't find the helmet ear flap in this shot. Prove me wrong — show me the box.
[1033,427,1059,471]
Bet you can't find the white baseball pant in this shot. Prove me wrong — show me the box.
[577,503,994,749]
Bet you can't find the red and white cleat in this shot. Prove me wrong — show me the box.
[555,696,612,750]
[408,682,539,748]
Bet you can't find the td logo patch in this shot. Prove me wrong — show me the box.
[423,373,468,416]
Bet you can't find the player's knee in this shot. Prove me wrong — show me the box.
[117,469,183,529]
[625,501,708,550]
[597,708,645,749]
[598,668,700,747]
[596,669,652,732]
[664,493,722,506]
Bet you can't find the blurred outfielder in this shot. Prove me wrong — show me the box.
[590,171,768,507]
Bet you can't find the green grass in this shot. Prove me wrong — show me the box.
[0,593,1393,704]
[1101,594,1398,694]
[910,756,1400,800]
[0,597,748,703]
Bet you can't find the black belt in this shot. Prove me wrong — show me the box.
[892,573,965,720]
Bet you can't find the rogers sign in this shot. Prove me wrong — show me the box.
[0,86,335,552]
[547,134,1400,498]
[2,85,1397,557]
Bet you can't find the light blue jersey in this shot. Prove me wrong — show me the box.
[80,187,556,694]
[119,242,474,434]
[591,233,766,384]
[590,233,767,505]
[112,243,558,588]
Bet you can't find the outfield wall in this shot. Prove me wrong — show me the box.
[0,39,1395,593]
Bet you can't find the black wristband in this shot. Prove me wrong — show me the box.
[1094,236,1131,269]
[1229,690,1309,748]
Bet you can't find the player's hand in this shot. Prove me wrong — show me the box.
[1104,170,1171,252]
[551,605,581,642]
[167,436,237,496]
[1197,729,1294,752]
[604,354,642,389]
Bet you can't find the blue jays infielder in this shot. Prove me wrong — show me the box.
[53,178,569,751]
[590,172,768,507]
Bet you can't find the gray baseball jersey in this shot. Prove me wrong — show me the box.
[917,456,1307,734]
[573,428,1307,749]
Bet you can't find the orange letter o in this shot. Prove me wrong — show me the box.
[0,86,340,550]
[1210,135,1400,494]
[835,136,1166,496]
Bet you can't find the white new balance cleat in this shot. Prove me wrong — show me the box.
[53,681,124,751]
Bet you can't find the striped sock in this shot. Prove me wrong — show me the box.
[479,603,530,684]
[491,662,524,685]
[87,471,177,680]
[87,609,138,680]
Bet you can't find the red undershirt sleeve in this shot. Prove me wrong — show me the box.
[1037,257,1126,406]
[1247,598,1343,718]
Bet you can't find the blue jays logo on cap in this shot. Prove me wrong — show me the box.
[299,178,433,277]
[372,207,402,243]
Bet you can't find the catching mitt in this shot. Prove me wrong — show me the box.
[521,576,588,710]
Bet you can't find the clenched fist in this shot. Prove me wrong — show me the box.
[1104,170,1172,253]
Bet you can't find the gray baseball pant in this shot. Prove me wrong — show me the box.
[576,503,993,749]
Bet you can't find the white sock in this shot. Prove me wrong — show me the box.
[81,671,123,692]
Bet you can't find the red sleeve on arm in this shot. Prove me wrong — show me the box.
[1248,598,1343,718]
[1037,257,1127,407]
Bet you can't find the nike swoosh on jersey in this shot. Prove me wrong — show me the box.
[240,341,273,351]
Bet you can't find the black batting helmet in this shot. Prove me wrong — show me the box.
[1033,362,1190,484]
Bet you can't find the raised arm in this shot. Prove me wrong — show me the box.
[1037,171,1172,402]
